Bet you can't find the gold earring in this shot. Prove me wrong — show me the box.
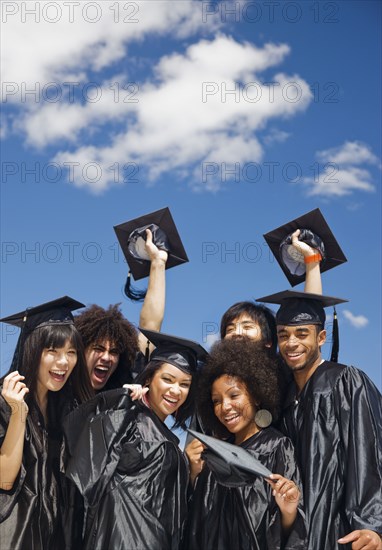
[254,409,272,428]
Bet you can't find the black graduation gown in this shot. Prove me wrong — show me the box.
[184,427,307,550]
[280,361,382,550]
[0,394,67,550]
[63,388,189,550]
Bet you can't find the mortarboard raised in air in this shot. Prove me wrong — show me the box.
[187,428,272,484]
[263,208,347,287]
[139,328,208,375]
[0,296,85,371]
[256,290,348,362]
[114,207,189,301]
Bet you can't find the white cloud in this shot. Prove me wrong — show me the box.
[51,36,312,192]
[3,2,313,193]
[15,75,137,149]
[346,202,364,212]
[343,310,369,329]
[317,141,381,167]
[300,141,380,197]
[263,128,290,145]
[1,0,220,100]
[0,118,8,140]
[301,166,376,197]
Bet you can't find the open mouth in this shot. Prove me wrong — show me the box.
[163,395,179,408]
[49,370,67,382]
[93,366,111,382]
[224,413,240,426]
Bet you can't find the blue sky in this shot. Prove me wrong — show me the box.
[1,0,381,389]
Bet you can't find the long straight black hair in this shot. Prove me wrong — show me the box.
[1,324,93,439]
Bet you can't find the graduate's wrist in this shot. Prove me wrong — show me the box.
[8,401,29,420]
[149,257,167,269]
[280,512,297,535]
[304,253,322,264]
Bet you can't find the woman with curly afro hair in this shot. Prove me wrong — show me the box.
[184,338,307,550]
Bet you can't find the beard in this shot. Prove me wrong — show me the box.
[283,346,321,373]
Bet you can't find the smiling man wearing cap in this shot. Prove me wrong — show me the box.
[222,209,346,351]
[257,290,382,550]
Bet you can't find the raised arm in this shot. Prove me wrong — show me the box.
[0,372,29,490]
[138,229,168,354]
[290,229,322,295]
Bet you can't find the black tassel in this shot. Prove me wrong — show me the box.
[10,314,29,372]
[124,271,147,302]
[10,334,23,372]
[330,307,339,363]
[144,339,150,364]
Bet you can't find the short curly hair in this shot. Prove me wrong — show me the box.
[197,339,281,438]
[74,304,139,388]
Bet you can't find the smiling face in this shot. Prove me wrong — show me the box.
[277,324,326,376]
[224,314,263,342]
[211,375,259,445]
[85,340,120,390]
[37,339,78,399]
[146,363,192,422]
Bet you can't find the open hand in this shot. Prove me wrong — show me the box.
[123,384,149,401]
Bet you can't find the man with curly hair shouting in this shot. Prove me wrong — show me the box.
[75,229,167,391]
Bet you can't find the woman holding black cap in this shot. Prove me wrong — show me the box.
[185,338,306,550]
[0,297,93,550]
[62,329,207,550]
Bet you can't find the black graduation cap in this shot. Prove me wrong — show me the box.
[257,290,348,362]
[187,429,272,481]
[257,290,347,325]
[0,296,85,333]
[0,296,85,372]
[139,328,208,375]
[114,207,189,301]
[263,208,347,286]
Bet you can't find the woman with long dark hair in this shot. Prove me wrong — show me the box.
[0,297,93,550]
